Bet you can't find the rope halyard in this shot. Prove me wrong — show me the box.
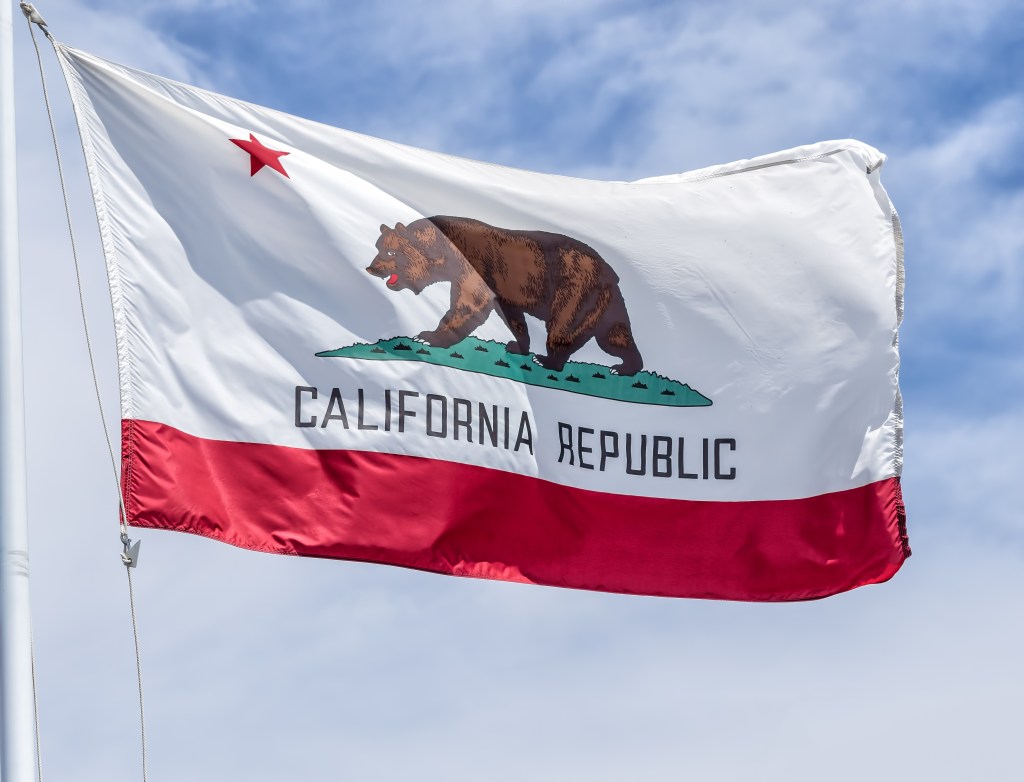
[30,636,42,782]
[24,8,149,781]
[124,565,149,782]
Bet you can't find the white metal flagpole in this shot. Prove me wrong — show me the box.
[0,0,39,779]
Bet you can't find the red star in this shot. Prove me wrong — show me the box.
[230,133,290,178]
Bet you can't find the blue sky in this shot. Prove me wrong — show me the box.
[11,1,1024,780]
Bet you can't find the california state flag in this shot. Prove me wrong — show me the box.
[57,43,908,601]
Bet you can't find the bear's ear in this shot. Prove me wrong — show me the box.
[395,222,407,233]
[379,224,390,234]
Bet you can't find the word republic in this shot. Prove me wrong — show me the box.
[556,423,737,480]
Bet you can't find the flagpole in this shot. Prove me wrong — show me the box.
[0,1,39,779]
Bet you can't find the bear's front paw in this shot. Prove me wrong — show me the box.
[417,330,458,348]
[610,361,641,377]
[535,353,567,372]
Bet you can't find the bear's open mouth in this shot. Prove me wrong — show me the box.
[387,273,399,286]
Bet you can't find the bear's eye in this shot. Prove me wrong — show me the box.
[386,250,397,257]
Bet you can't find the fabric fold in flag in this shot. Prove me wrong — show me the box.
[57,42,908,601]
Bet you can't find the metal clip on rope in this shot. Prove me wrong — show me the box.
[121,533,141,569]
[20,2,51,39]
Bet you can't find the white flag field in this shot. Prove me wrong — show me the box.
[55,43,908,601]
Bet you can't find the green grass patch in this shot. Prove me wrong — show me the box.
[317,336,711,408]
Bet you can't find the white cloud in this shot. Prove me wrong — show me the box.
[894,96,1024,327]
[910,410,1024,539]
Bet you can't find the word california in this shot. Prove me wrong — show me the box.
[294,385,535,454]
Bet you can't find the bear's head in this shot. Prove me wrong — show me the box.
[366,221,455,295]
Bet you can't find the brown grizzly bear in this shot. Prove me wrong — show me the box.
[365,216,644,376]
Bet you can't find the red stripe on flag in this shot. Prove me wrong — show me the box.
[122,419,907,601]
